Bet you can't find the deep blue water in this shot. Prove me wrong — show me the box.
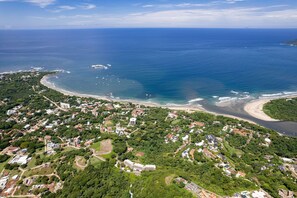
[1,28,297,105]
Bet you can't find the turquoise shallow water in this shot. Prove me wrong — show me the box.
[1,28,297,105]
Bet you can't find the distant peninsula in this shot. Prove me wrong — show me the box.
[263,97,297,122]
[286,39,297,46]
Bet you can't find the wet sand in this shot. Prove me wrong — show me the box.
[244,99,278,121]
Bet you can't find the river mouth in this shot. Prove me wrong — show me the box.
[202,101,297,137]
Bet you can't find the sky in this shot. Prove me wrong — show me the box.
[0,0,297,29]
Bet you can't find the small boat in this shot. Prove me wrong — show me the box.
[91,64,109,70]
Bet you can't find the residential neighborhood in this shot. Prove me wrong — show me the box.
[0,72,296,197]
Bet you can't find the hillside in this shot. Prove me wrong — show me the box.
[0,71,296,198]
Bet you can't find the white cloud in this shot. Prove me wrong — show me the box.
[80,3,96,10]
[59,5,75,10]
[141,0,245,9]
[50,5,76,12]
[29,5,297,28]
[50,3,96,12]
[129,7,297,28]
[225,0,245,4]
[24,0,55,8]
[141,3,216,9]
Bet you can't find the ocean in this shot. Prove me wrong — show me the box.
[1,28,297,105]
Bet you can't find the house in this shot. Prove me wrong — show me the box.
[168,112,178,119]
[45,124,53,129]
[165,134,178,143]
[206,135,217,145]
[279,189,294,198]
[236,171,246,178]
[24,178,33,186]
[132,109,145,117]
[60,102,70,109]
[232,128,250,137]
[44,135,51,141]
[124,159,134,170]
[174,177,188,185]
[182,148,190,159]
[195,140,204,147]
[129,117,137,125]
[4,146,20,155]
[104,103,114,110]
[222,125,229,132]
[203,148,216,159]
[92,109,98,117]
[185,182,201,197]
[144,165,156,171]
[47,142,60,150]
[264,138,271,144]
[115,127,126,136]
[0,176,9,190]
[133,163,145,172]
[182,135,189,142]
[46,109,55,115]
[113,104,121,109]
[24,124,30,129]
[123,159,156,173]
[189,121,205,128]
[9,155,30,165]
[251,190,267,198]
[6,109,16,116]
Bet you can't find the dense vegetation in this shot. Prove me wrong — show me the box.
[50,162,130,198]
[263,97,297,121]
[0,72,296,198]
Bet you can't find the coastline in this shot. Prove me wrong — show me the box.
[244,95,297,122]
[244,99,278,121]
[40,74,258,124]
[40,74,206,111]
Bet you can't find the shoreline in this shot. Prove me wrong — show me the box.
[40,74,258,124]
[40,73,297,126]
[244,99,278,121]
[40,74,205,111]
[244,95,297,122]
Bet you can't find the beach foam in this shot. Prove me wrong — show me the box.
[260,91,297,98]
[188,98,204,103]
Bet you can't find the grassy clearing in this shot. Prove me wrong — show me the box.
[24,166,54,177]
[90,141,101,151]
[89,157,102,168]
[223,141,243,157]
[27,157,36,169]
[0,156,11,172]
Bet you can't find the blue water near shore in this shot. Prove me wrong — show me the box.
[1,28,297,105]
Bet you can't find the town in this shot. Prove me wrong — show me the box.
[0,71,296,198]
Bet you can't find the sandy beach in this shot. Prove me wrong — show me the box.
[244,99,278,121]
[40,74,258,124]
[40,74,206,111]
[244,94,297,122]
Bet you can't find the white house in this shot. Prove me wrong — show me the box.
[9,155,30,165]
[252,191,266,198]
[133,163,144,172]
[182,135,189,142]
[60,102,70,109]
[144,165,156,171]
[124,159,134,170]
[129,117,137,125]
[0,176,9,190]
